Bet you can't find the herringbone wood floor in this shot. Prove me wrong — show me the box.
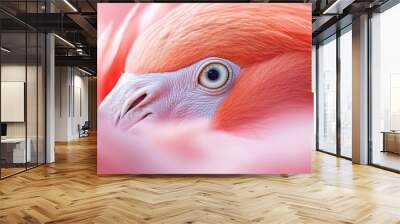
[1,135,400,224]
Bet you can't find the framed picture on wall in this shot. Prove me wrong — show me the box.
[97,3,313,174]
[1,81,25,123]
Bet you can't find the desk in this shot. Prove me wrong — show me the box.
[382,131,400,154]
[1,138,31,163]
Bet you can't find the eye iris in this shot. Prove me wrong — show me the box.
[206,68,220,81]
[198,61,231,91]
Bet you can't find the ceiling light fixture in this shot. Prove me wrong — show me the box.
[63,0,78,12]
[323,0,355,15]
[54,34,75,48]
[1,47,11,53]
[78,67,93,76]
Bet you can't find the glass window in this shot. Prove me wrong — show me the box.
[27,31,38,169]
[317,35,337,154]
[339,27,352,158]
[371,3,400,171]
[312,45,317,150]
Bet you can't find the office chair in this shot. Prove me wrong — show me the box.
[79,121,90,138]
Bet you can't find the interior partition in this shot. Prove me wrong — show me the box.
[0,1,47,179]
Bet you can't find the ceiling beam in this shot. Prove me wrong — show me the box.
[67,13,97,39]
[55,55,96,70]
[323,0,356,14]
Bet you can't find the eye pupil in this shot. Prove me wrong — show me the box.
[198,61,231,91]
[206,68,220,81]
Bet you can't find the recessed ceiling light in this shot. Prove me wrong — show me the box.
[54,34,75,48]
[1,47,11,53]
[78,67,93,76]
[63,0,78,12]
[323,0,354,15]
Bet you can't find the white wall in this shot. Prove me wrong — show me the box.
[1,64,46,164]
[72,73,89,138]
[55,66,69,141]
[1,65,26,137]
[54,67,89,141]
[1,65,41,137]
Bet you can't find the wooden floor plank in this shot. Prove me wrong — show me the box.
[1,135,400,223]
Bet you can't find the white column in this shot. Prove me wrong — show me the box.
[46,32,55,163]
[45,0,56,163]
[352,14,369,164]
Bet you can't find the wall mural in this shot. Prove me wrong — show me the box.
[97,3,313,174]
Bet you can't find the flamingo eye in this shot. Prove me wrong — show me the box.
[198,62,231,90]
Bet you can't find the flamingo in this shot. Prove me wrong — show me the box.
[98,3,313,174]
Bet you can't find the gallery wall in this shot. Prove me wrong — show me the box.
[54,67,89,141]
[97,3,313,174]
[1,65,43,139]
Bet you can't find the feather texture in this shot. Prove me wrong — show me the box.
[214,52,312,131]
[123,4,311,131]
[125,4,311,74]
